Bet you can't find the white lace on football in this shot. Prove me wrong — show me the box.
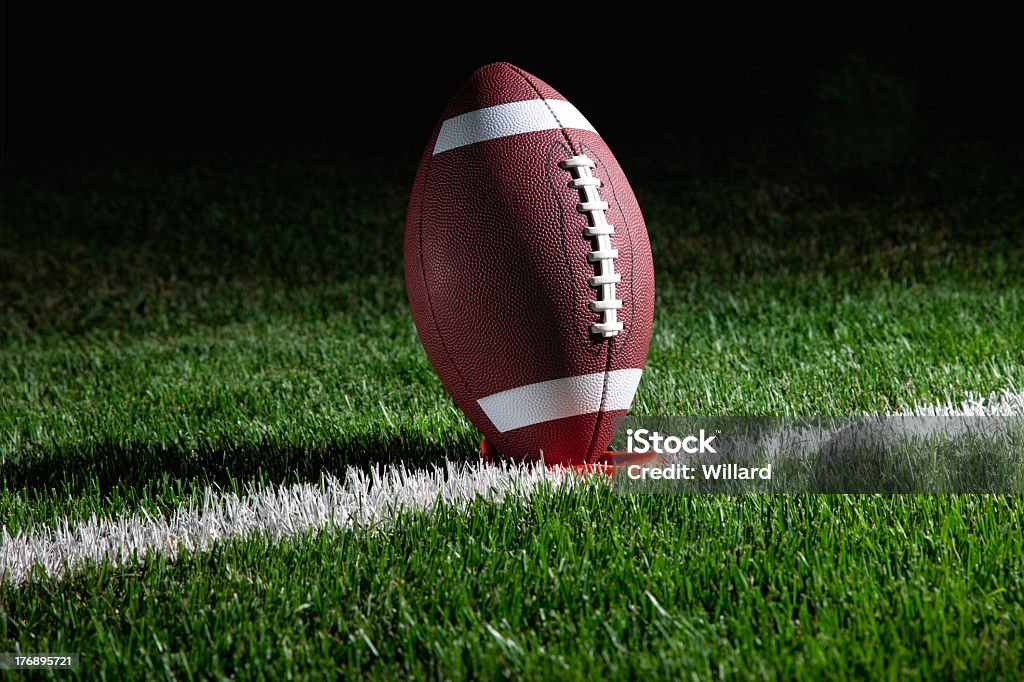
[559,154,623,337]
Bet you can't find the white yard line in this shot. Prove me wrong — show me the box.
[887,386,1023,417]
[0,463,577,586]
[756,387,1024,464]
[2,388,1022,586]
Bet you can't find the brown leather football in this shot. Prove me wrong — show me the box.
[405,62,654,465]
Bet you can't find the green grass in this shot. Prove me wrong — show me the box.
[4,490,1022,679]
[2,134,1023,678]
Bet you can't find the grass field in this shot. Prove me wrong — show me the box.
[2,132,1023,678]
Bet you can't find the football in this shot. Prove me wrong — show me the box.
[405,62,655,466]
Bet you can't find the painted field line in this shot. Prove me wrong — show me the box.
[756,387,1024,464]
[2,388,1021,586]
[1,462,578,587]
[887,386,1023,417]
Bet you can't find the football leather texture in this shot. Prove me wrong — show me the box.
[405,62,654,466]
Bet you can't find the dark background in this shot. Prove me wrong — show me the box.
[4,10,1022,163]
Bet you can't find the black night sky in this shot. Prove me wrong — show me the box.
[5,10,1022,163]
